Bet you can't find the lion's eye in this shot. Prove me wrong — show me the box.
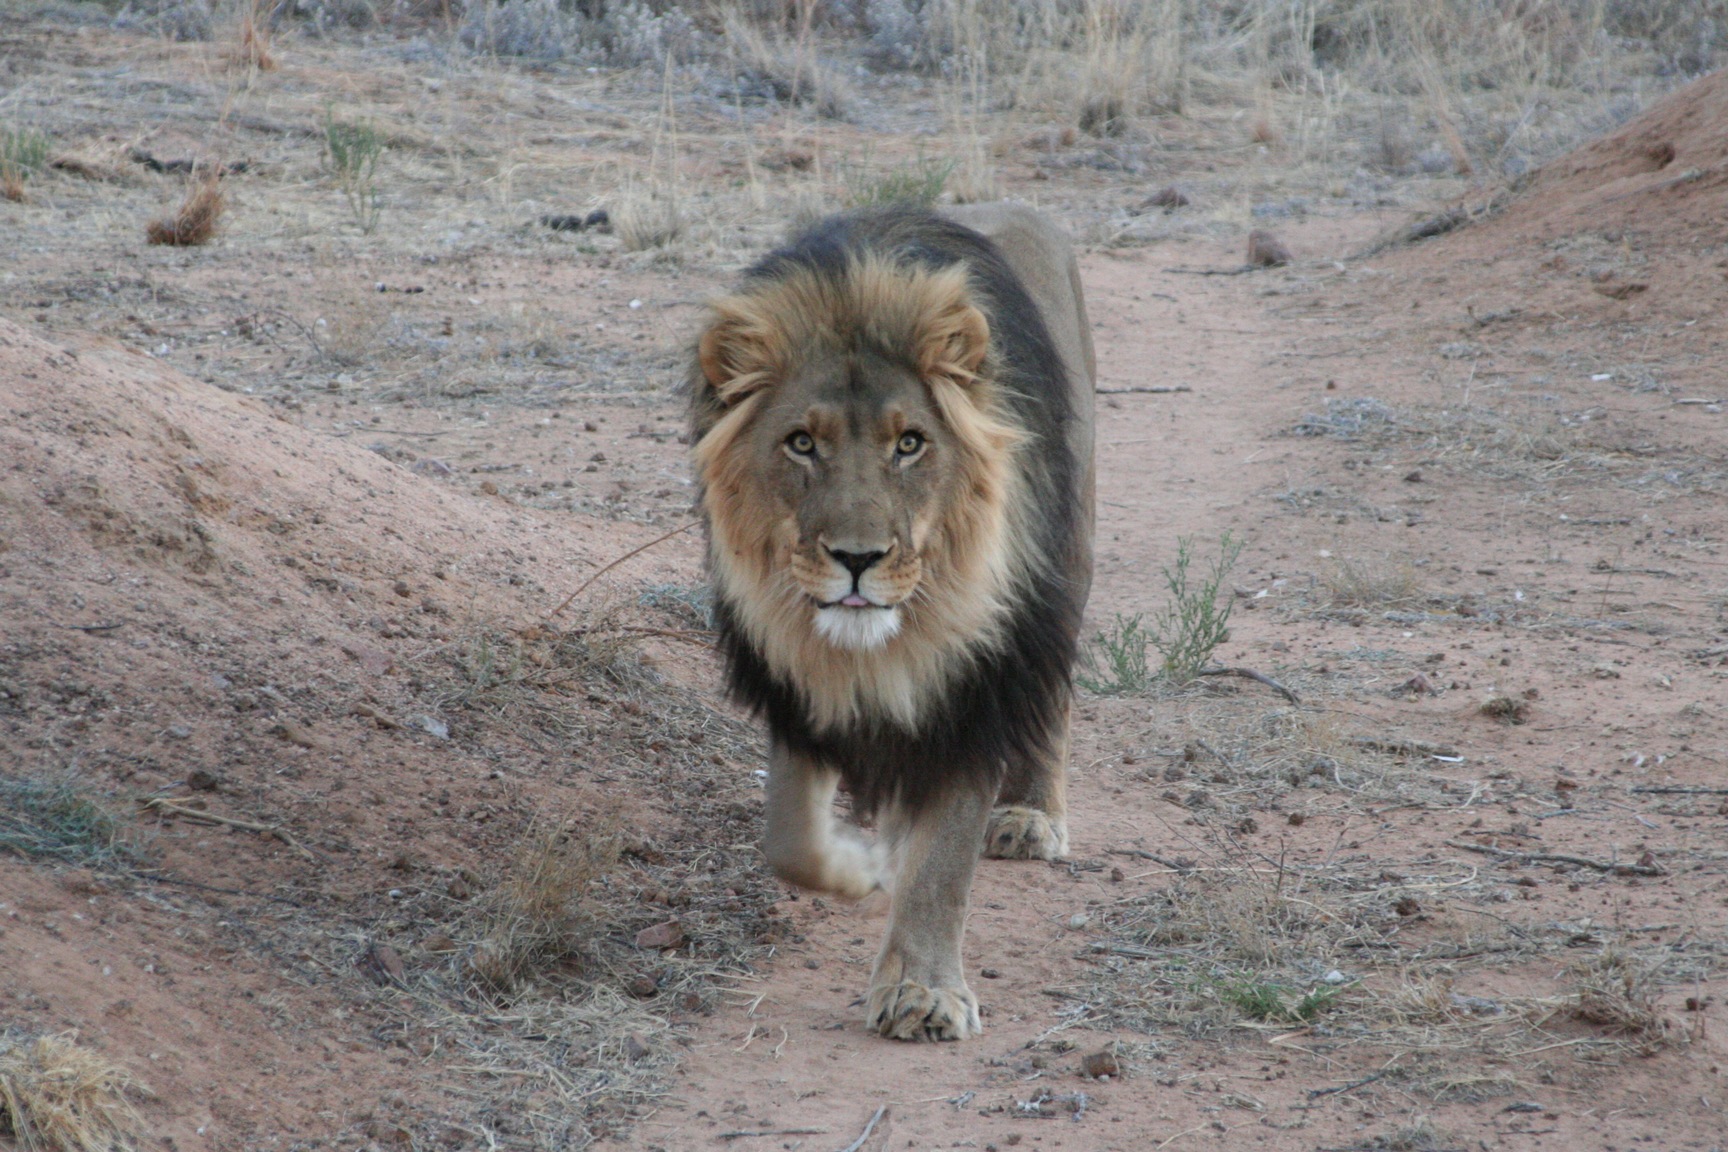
[895,432,925,457]
[786,431,816,457]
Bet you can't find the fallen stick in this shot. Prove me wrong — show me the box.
[1198,666,1300,704]
[1349,737,1461,759]
[1307,1070,1388,1099]
[1096,385,1192,395]
[1108,847,1194,872]
[545,520,697,618]
[1163,265,1255,276]
[717,1128,829,1141]
[1629,786,1728,796]
[1443,839,1662,876]
[142,797,315,860]
[837,1105,888,1152]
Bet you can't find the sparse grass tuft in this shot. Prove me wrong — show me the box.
[145,174,224,246]
[322,111,383,235]
[844,155,953,208]
[235,0,277,72]
[0,1030,143,1152]
[465,812,622,997]
[1221,980,1340,1023]
[613,191,682,252]
[0,773,142,868]
[1479,694,1529,724]
[1320,555,1426,611]
[1566,949,1671,1046]
[0,125,51,202]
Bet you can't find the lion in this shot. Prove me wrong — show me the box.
[687,203,1095,1041]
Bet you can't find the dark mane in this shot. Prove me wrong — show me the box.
[707,205,1088,816]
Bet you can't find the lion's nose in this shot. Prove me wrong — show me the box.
[827,547,888,579]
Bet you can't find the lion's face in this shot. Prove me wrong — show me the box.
[692,257,1027,724]
[730,346,969,650]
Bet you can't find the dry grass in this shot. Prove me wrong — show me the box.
[1565,949,1673,1048]
[1320,554,1427,611]
[464,810,623,997]
[234,0,277,73]
[145,175,224,247]
[0,1032,143,1152]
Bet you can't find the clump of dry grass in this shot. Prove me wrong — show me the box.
[1479,694,1529,724]
[0,1032,143,1152]
[1320,554,1426,611]
[465,811,623,997]
[235,0,277,72]
[1565,949,1672,1047]
[145,175,224,246]
[613,190,682,252]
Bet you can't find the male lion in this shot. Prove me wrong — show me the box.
[688,203,1094,1040]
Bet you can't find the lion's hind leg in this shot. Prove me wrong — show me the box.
[762,741,886,900]
[984,700,1071,861]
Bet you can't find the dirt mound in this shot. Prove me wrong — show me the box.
[1472,67,1728,248]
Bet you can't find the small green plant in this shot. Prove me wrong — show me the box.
[0,125,51,202]
[0,773,140,867]
[1076,613,1153,694]
[1078,531,1242,693]
[1148,530,1243,684]
[845,155,954,208]
[1221,980,1339,1023]
[323,111,384,234]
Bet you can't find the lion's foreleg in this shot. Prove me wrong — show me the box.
[866,781,992,1041]
[986,696,1071,860]
[762,740,886,900]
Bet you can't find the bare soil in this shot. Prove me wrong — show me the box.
[3,21,1726,1152]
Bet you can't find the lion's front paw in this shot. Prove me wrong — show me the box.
[866,979,981,1041]
[984,805,1068,860]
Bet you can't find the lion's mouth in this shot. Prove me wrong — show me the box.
[819,592,888,610]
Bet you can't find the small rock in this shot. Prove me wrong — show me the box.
[356,942,405,986]
[1081,1049,1120,1079]
[409,714,449,740]
[186,767,223,791]
[478,480,499,496]
[623,1032,652,1062]
[1109,867,1125,883]
[627,973,660,998]
[166,723,192,740]
[1287,811,1306,826]
[1403,470,1423,483]
[1591,663,1621,679]
[1247,229,1291,267]
[1067,912,1091,930]
[446,876,472,901]
[1322,969,1347,984]
[634,919,684,951]
[980,967,1002,979]
[422,933,459,954]
[269,720,322,749]
[1394,896,1422,917]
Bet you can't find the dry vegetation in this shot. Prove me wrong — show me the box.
[0,1032,143,1152]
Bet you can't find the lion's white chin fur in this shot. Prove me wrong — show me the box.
[814,605,903,651]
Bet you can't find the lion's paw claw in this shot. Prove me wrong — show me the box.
[866,979,980,1041]
[984,805,1067,860]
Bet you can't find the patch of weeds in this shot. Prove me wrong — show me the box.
[1373,1117,1459,1152]
[1293,396,1400,440]
[1479,694,1529,724]
[638,583,715,630]
[0,773,143,867]
[1221,980,1339,1023]
[464,811,622,997]
[1149,531,1243,684]
[1080,533,1241,693]
[322,111,383,235]
[437,611,650,731]
[145,173,224,247]
[613,191,681,252]
[0,1030,143,1152]
[844,155,954,208]
[1077,613,1153,694]
[1565,949,1671,1047]
[0,125,51,202]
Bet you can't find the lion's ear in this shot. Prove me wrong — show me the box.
[697,302,778,406]
[915,285,990,387]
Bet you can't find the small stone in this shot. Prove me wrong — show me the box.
[635,920,684,950]
[478,480,499,496]
[446,876,472,900]
[627,973,660,998]
[393,580,411,597]
[1591,663,1621,679]
[1394,896,1421,917]
[980,967,1002,979]
[1403,470,1423,483]
[186,767,223,791]
[623,1032,652,1062]
[1247,229,1292,267]
[1067,912,1091,930]
[166,724,192,740]
[1141,185,1190,210]
[269,720,321,749]
[409,714,449,740]
[422,934,459,954]
[1081,1049,1120,1079]
[1109,867,1125,883]
[1287,812,1306,826]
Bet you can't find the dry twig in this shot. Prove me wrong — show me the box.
[141,797,315,860]
[1198,665,1300,704]
[1444,839,1662,876]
